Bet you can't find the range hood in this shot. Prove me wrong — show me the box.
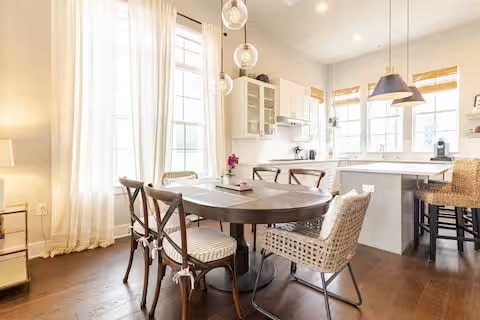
[276,116,307,126]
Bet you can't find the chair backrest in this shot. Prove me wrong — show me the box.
[119,177,149,231]
[252,166,281,182]
[288,168,326,188]
[318,192,371,273]
[161,171,198,185]
[451,158,480,196]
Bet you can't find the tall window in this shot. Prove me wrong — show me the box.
[114,1,135,180]
[412,66,459,152]
[333,86,361,154]
[367,83,403,152]
[171,26,208,176]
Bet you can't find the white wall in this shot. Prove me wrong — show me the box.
[330,19,480,159]
[0,0,52,244]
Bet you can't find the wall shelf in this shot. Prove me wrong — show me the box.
[466,132,480,138]
[466,113,480,120]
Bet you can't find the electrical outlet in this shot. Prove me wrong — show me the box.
[36,203,48,216]
[362,184,375,193]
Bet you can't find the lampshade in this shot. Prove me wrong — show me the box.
[214,72,233,96]
[0,139,14,167]
[369,73,413,101]
[391,85,425,107]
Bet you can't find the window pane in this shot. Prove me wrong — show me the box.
[183,72,202,99]
[185,150,205,174]
[185,51,201,69]
[369,134,385,152]
[185,125,205,149]
[116,149,134,179]
[171,150,186,171]
[347,121,361,136]
[184,98,204,123]
[415,113,435,133]
[436,111,456,131]
[174,96,184,121]
[348,105,360,120]
[385,134,399,152]
[386,117,401,134]
[414,132,435,152]
[335,106,348,121]
[370,119,386,135]
[435,90,457,111]
[173,124,185,149]
[175,69,184,96]
[368,102,387,118]
[414,94,435,113]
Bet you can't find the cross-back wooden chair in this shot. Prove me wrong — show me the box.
[119,177,151,308]
[288,168,326,189]
[145,184,244,320]
[251,167,281,251]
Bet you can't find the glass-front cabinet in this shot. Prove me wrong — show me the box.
[232,77,278,139]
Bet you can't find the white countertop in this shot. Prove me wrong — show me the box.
[240,158,453,167]
[337,162,453,176]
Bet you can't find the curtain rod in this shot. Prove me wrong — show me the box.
[177,12,202,25]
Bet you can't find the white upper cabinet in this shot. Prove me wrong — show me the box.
[232,77,278,139]
[279,78,306,120]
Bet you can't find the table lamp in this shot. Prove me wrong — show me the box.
[0,139,15,211]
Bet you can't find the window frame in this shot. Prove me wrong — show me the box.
[332,86,362,155]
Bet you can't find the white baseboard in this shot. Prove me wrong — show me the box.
[27,224,131,260]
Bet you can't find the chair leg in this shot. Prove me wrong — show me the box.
[455,207,465,253]
[226,261,245,319]
[148,261,166,318]
[472,208,480,251]
[252,251,280,320]
[320,273,332,320]
[429,204,439,261]
[420,200,425,236]
[290,262,297,277]
[140,245,150,308]
[219,221,223,232]
[179,277,190,320]
[414,196,420,250]
[253,224,257,252]
[123,234,137,283]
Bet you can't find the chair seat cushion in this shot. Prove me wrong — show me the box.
[163,227,236,263]
[415,182,480,207]
[133,213,191,236]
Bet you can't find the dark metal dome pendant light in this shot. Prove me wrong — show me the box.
[369,0,412,101]
[391,0,425,107]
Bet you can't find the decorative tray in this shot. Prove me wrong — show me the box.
[215,182,252,191]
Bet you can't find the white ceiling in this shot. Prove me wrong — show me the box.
[244,0,480,64]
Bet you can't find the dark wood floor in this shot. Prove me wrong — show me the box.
[1,221,480,320]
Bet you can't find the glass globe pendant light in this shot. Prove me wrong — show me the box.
[222,0,248,30]
[391,0,425,107]
[233,0,258,70]
[214,0,233,96]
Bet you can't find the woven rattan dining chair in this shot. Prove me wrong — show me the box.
[251,167,281,251]
[145,185,244,319]
[414,158,480,260]
[252,192,371,320]
[288,168,326,188]
[119,177,192,309]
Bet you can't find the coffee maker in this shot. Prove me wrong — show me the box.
[431,138,453,161]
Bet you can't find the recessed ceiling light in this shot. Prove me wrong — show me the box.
[316,1,328,13]
[353,33,363,41]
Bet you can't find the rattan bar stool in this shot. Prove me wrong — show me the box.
[252,192,371,320]
[119,177,192,308]
[414,158,480,261]
[251,167,281,251]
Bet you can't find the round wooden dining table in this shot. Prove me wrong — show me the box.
[165,179,332,292]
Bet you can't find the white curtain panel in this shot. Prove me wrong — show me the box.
[47,0,116,257]
[202,24,226,177]
[128,0,176,185]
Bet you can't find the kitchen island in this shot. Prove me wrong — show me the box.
[338,162,452,254]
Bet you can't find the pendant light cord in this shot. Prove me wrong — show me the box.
[406,0,410,81]
[389,0,392,72]
[244,0,248,43]
[220,0,224,72]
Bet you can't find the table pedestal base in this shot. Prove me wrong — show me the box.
[205,252,275,293]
